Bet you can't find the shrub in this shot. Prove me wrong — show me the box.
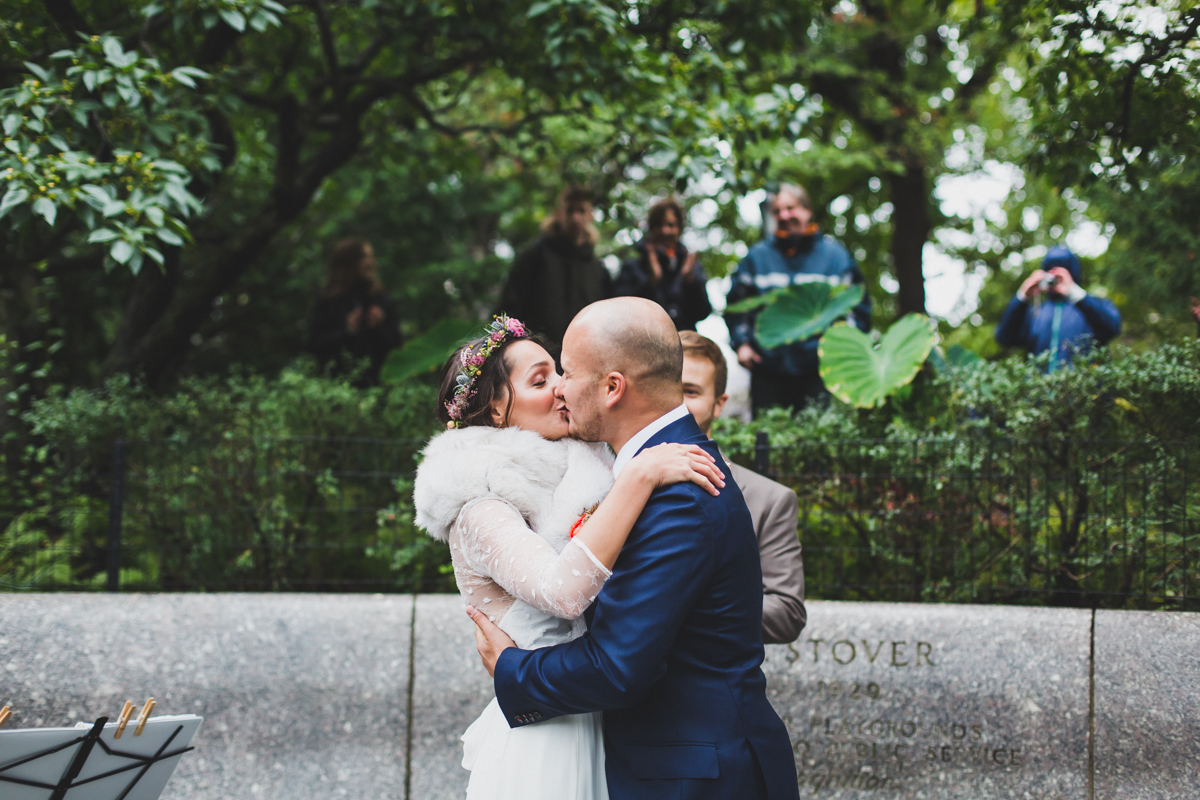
[712,340,1200,609]
[3,366,448,591]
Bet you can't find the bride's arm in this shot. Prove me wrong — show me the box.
[454,445,723,621]
[573,443,724,571]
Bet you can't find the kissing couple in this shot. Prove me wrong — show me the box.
[413,297,799,800]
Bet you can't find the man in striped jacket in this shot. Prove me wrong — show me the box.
[726,183,872,415]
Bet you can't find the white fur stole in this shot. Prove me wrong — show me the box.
[413,426,614,552]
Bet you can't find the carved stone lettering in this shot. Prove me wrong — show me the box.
[806,638,937,668]
[764,601,1090,798]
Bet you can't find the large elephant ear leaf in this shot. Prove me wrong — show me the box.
[380,317,480,384]
[725,287,785,313]
[818,314,937,408]
[756,283,864,349]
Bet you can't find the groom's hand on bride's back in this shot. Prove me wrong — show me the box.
[467,605,516,677]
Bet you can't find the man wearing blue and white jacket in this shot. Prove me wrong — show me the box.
[994,245,1121,371]
[726,184,872,415]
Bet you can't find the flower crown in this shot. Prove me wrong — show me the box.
[445,315,529,428]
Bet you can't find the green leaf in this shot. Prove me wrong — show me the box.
[102,37,125,64]
[3,114,22,136]
[219,9,247,32]
[380,317,482,384]
[87,228,120,243]
[818,314,937,409]
[755,283,864,349]
[0,188,29,218]
[155,227,183,246]
[80,185,113,207]
[32,197,57,226]
[110,239,135,264]
[725,288,783,313]
[944,344,983,371]
[23,61,51,82]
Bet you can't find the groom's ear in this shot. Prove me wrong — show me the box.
[603,371,627,409]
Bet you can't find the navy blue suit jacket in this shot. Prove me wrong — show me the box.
[494,414,800,800]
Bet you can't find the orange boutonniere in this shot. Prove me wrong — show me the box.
[569,503,600,539]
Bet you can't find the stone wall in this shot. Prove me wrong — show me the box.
[1,595,1196,799]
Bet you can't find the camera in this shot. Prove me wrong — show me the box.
[1038,273,1061,292]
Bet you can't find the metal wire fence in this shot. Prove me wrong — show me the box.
[2,435,1197,609]
[0,437,443,593]
[725,435,1199,610]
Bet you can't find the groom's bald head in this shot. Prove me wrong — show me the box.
[566,298,683,398]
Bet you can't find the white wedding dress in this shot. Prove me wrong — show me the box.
[450,496,613,800]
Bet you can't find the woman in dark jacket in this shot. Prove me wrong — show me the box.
[614,198,712,331]
[307,238,401,384]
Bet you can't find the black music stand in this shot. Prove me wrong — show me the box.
[0,714,202,800]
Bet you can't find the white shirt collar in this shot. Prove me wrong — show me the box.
[611,403,691,478]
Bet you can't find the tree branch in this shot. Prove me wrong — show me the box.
[310,0,343,99]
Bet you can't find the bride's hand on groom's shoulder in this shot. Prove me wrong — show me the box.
[628,443,725,497]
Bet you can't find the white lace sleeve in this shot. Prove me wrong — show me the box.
[452,497,612,621]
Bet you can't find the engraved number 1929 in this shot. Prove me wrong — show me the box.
[817,680,881,700]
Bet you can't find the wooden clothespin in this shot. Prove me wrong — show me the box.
[134,698,155,736]
[114,701,136,739]
[0,705,11,730]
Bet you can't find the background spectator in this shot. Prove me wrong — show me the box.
[995,245,1122,371]
[499,186,612,344]
[306,238,401,384]
[680,330,807,643]
[614,198,712,331]
[726,183,871,415]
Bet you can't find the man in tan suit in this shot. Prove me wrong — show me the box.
[680,331,806,643]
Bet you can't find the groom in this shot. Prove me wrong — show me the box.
[468,297,799,799]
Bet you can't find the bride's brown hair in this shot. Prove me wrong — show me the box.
[435,329,556,429]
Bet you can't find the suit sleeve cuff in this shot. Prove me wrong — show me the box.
[1015,289,1029,303]
[1065,284,1087,304]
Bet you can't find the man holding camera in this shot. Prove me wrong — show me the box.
[995,245,1121,371]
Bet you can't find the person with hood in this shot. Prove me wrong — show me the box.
[994,245,1121,371]
[726,183,872,415]
[499,186,612,345]
[613,197,712,331]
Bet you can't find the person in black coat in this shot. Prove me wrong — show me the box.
[499,186,613,345]
[306,238,401,384]
[614,198,712,331]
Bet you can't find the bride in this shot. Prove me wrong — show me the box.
[413,316,723,800]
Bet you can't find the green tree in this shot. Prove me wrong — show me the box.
[1024,0,1200,339]
[1,0,812,415]
[726,0,1031,318]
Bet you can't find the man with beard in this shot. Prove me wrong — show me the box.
[725,183,871,415]
[467,297,800,800]
[500,186,613,345]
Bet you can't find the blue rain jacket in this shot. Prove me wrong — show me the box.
[994,246,1121,370]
